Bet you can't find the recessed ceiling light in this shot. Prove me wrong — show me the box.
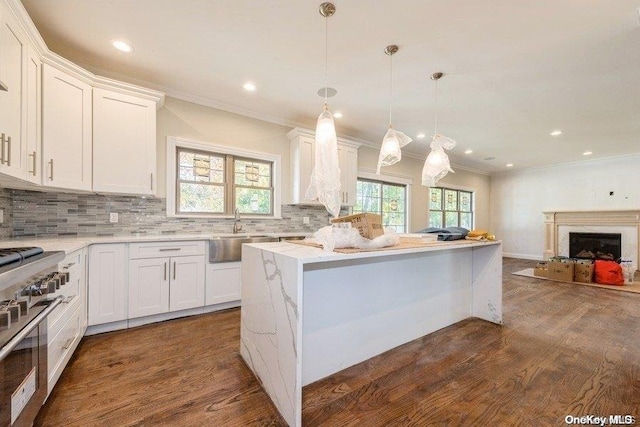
[111,40,133,53]
[506,163,514,167]
[583,151,593,156]
[550,130,563,136]
[464,149,473,154]
[243,82,256,91]
[333,111,343,119]
[416,133,426,139]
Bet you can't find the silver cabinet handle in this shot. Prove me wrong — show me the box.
[0,133,4,164]
[159,248,181,252]
[49,159,54,181]
[5,136,10,166]
[62,295,76,304]
[28,151,37,176]
[150,173,153,190]
[164,262,167,281]
[173,262,176,280]
[63,262,76,269]
[62,336,76,350]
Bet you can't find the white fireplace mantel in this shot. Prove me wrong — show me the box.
[543,210,640,268]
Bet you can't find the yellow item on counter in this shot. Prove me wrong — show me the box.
[468,230,488,238]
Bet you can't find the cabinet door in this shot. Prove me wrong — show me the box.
[93,88,156,195]
[0,4,27,179]
[290,136,318,204]
[128,258,170,318]
[170,255,205,312]
[24,45,40,184]
[88,244,127,325]
[42,64,92,191]
[205,261,241,305]
[338,144,358,206]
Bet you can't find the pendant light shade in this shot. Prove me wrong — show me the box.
[422,72,456,187]
[305,2,342,218]
[376,45,412,174]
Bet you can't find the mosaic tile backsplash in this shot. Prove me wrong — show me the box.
[0,189,345,239]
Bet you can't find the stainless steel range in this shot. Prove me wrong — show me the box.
[0,247,66,427]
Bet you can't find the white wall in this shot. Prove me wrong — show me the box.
[490,154,640,260]
[157,96,491,231]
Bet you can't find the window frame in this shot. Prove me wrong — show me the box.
[355,170,413,233]
[428,185,475,229]
[167,136,281,218]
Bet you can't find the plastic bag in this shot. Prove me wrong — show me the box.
[594,260,625,286]
[305,106,342,218]
[376,127,412,174]
[354,227,400,249]
[422,134,456,187]
[307,226,400,252]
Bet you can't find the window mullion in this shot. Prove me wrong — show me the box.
[226,155,234,214]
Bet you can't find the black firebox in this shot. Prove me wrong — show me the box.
[569,232,622,260]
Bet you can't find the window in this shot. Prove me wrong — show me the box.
[168,137,280,217]
[353,178,407,232]
[429,187,473,229]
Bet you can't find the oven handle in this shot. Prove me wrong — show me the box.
[0,295,64,361]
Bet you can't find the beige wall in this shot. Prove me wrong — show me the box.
[157,96,490,231]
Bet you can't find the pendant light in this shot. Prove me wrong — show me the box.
[422,72,456,187]
[305,2,342,218]
[376,45,412,175]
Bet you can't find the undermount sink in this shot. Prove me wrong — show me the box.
[208,235,278,263]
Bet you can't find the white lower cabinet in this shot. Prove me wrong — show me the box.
[206,261,241,305]
[88,244,127,326]
[47,248,87,395]
[128,241,205,319]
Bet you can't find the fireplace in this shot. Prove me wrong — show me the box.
[569,232,621,260]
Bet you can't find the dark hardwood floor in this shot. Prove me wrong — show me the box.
[35,258,640,426]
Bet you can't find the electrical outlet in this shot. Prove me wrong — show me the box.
[303,216,310,224]
[109,212,119,223]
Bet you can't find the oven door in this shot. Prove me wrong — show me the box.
[0,297,62,427]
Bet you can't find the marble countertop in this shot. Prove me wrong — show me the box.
[245,239,502,264]
[0,231,313,254]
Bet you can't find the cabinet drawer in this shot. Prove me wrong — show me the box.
[48,292,81,340]
[49,250,84,326]
[48,303,82,392]
[129,241,205,259]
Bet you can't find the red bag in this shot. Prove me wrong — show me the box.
[594,260,624,286]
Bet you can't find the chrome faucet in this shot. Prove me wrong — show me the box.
[233,208,243,234]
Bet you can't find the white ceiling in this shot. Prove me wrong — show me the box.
[20,0,640,173]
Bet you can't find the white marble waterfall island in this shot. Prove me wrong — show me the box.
[240,240,502,426]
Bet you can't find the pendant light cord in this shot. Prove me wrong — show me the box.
[388,53,393,126]
[324,16,329,104]
[434,78,438,135]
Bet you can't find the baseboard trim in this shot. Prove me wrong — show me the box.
[502,252,543,261]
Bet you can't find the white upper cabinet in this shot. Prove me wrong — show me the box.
[42,64,92,191]
[0,2,27,179]
[93,88,156,195]
[287,128,360,207]
[24,44,40,184]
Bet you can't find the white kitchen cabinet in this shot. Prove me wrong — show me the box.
[42,63,92,191]
[338,143,358,206]
[206,261,241,305]
[128,241,205,319]
[48,248,87,395]
[88,244,127,326]
[287,127,360,207]
[24,44,41,184]
[93,88,156,195]
[0,1,27,180]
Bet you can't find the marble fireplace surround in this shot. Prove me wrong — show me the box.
[543,210,640,269]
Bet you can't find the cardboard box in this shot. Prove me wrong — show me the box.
[534,262,548,278]
[331,213,384,239]
[574,262,594,283]
[547,260,574,282]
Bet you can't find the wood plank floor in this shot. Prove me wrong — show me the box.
[35,258,640,426]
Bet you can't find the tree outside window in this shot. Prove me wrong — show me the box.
[353,179,407,233]
[176,148,273,215]
[429,187,473,229]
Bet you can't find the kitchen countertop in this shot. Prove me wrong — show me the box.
[0,232,313,254]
